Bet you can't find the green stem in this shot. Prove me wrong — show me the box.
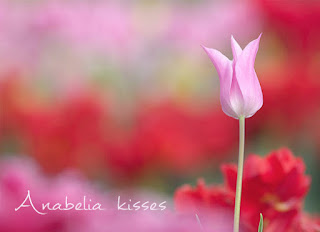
[234,116,245,232]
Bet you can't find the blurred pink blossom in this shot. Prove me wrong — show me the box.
[0,156,204,232]
[0,156,107,231]
[0,0,261,87]
[166,1,261,51]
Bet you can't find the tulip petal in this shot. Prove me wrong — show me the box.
[234,34,263,117]
[240,33,261,68]
[201,45,238,118]
[221,86,241,118]
[244,71,263,117]
[235,34,261,94]
[201,45,231,82]
[229,76,245,117]
[231,35,242,62]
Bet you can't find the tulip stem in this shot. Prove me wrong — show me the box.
[234,116,245,232]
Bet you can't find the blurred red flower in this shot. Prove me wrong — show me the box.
[135,101,238,172]
[174,148,318,232]
[175,179,234,213]
[247,64,320,140]
[223,148,311,230]
[1,76,239,181]
[22,93,108,176]
[104,101,239,182]
[0,75,108,177]
[255,0,320,52]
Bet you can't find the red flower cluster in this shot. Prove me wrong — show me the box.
[0,74,109,177]
[174,148,320,232]
[0,75,238,181]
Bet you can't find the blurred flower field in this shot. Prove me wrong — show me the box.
[0,0,320,231]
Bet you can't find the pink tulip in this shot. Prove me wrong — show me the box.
[202,35,263,119]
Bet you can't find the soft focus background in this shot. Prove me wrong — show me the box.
[1,0,320,221]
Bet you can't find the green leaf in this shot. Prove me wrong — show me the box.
[258,213,263,232]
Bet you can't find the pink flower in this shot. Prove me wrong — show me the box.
[202,35,263,119]
[0,156,108,232]
[0,156,203,232]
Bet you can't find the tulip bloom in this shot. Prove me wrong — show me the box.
[202,34,263,232]
[202,35,263,119]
